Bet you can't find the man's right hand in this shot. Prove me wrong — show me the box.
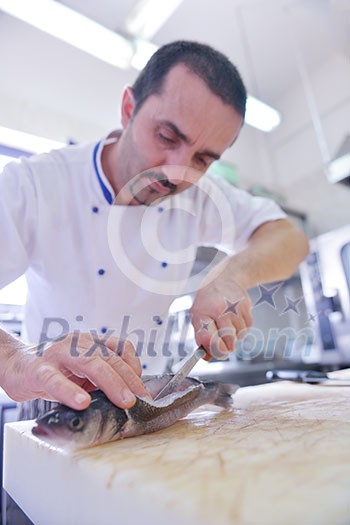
[0,331,150,410]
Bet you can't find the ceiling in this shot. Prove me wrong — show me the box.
[61,0,350,101]
[0,0,349,132]
[0,0,349,236]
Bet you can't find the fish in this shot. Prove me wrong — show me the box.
[32,375,239,449]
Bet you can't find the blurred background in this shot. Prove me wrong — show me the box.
[1,3,349,519]
[0,0,349,377]
[0,0,349,232]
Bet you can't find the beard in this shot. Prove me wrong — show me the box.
[128,170,178,206]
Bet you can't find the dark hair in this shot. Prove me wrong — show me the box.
[132,40,247,118]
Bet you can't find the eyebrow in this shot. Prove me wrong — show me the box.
[159,120,221,161]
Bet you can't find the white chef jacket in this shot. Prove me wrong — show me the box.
[0,137,286,373]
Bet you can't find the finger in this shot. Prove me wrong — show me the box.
[122,349,143,378]
[109,339,142,377]
[193,318,215,358]
[234,308,252,341]
[208,329,231,360]
[56,335,148,400]
[34,363,91,409]
[194,318,229,360]
[104,354,150,398]
[75,355,150,407]
[71,377,98,392]
[241,304,253,329]
[226,298,252,340]
[219,309,247,338]
[216,317,238,352]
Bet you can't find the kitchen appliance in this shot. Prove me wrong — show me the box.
[300,224,350,365]
[266,369,350,385]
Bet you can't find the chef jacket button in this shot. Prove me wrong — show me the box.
[153,316,163,325]
[142,364,148,370]
[92,206,99,213]
[161,261,168,268]
[98,268,106,276]
[101,327,108,334]
[158,206,164,213]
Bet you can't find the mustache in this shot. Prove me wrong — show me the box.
[143,171,178,192]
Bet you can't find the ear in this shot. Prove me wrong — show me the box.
[121,86,136,128]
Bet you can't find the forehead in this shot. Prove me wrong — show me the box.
[136,64,243,148]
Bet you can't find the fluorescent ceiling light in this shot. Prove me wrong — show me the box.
[0,0,133,69]
[328,153,350,183]
[125,0,184,40]
[131,39,159,71]
[0,1,281,131]
[245,95,282,132]
[0,126,65,154]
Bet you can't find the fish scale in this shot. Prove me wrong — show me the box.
[32,375,239,449]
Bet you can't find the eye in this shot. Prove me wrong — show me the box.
[158,132,176,145]
[68,416,85,432]
[194,155,208,168]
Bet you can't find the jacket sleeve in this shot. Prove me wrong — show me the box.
[196,175,287,253]
[0,159,38,288]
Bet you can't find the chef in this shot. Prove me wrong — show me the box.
[0,40,309,414]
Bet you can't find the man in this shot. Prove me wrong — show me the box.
[0,41,309,413]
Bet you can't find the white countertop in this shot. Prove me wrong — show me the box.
[3,379,350,525]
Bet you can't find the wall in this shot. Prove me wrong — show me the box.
[0,90,105,144]
[222,52,350,237]
[268,52,350,236]
[0,13,349,236]
[0,14,136,143]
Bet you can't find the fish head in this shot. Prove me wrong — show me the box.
[32,404,91,443]
[32,391,128,449]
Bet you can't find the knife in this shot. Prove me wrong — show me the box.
[154,347,206,400]
[266,369,350,386]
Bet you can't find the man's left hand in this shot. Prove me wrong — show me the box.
[190,276,252,359]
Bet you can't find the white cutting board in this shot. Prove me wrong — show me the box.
[4,380,350,525]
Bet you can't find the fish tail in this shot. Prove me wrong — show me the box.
[211,383,239,408]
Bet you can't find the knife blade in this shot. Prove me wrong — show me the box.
[154,347,206,400]
[266,369,350,386]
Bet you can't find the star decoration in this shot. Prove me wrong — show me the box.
[306,311,318,323]
[254,283,282,309]
[222,298,241,317]
[281,296,304,315]
[199,320,212,332]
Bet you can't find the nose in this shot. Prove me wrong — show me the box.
[165,148,193,168]
[161,165,187,186]
[162,148,203,186]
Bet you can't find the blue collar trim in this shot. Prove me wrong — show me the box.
[93,141,113,205]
